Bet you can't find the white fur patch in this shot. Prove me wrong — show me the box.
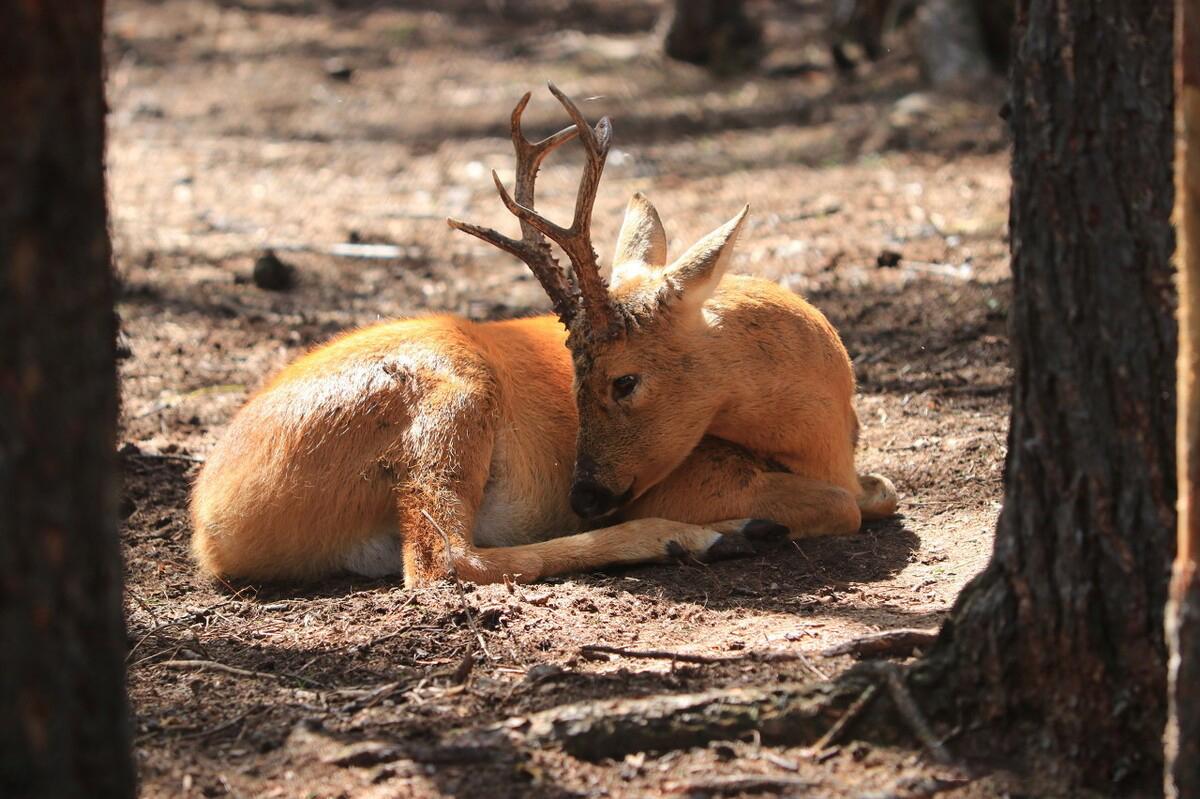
[341,534,403,577]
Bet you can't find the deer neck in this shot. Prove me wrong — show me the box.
[700,322,788,452]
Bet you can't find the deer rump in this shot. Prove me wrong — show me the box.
[189,86,898,588]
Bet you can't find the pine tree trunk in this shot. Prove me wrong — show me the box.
[915,0,1177,791]
[912,0,992,88]
[0,1,134,797]
[661,0,762,71]
[1168,2,1200,796]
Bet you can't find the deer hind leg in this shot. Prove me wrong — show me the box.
[401,469,749,586]
[623,437,866,540]
[398,438,755,586]
[393,398,741,587]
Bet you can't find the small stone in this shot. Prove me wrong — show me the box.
[876,249,903,268]
[524,663,564,684]
[323,58,354,82]
[711,742,737,761]
[252,250,295,291]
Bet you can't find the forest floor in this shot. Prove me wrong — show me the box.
[108,1,1026,796]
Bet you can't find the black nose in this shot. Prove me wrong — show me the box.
[570,479,618,519]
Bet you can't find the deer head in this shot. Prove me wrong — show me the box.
[449,85,748,521]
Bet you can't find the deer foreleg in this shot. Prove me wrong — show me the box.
[624,437,888,538]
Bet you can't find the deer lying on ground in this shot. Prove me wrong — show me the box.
[190,86,898,587]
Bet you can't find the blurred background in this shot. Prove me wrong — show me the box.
[108,0,1012,444]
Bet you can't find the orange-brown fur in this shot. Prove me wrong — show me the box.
[191,91,897,587]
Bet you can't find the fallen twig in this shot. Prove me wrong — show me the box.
[787,647,829,680]
[759,751,801,772]
[867,775,974,799]
[863,661,954,765]
[154,658,324,688]
[421,509,493,660]
[450,640,477,685]
[125,451,206,464]
[579,644,815,667]
[581,645,741,664]
[808,682,880,753]
[126,599,232,662]
[134,707,259,746]
[902,261,974,281]
[666,775,817,797]
[324,740,499,768]
[157,659,280,680]
[339,681,402,714]
[178,706,259,741]
[821,628,939,660]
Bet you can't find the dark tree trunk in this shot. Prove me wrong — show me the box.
[916,0,1177,792]
[661,0,762,71]
[1168,2,1200,796]
[974,0,1014,69]
[0,1,134,797]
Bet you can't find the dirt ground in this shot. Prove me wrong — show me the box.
[108,1,1024,796]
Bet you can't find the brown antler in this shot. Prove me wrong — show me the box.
[448,90,580,325]
[448,84,623,340]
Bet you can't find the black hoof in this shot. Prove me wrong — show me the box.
[740,518,790,541]
[704,532,758,561]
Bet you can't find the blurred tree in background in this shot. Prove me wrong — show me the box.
[661,0,763,71]
[911,0,1007,86]
[818,0,1013,83]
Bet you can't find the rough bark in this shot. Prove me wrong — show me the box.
[1168,2,1200,796]
[661,0,762,71]
[915,0,1177,791]
[0,1,134,797]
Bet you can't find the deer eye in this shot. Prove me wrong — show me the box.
[611,374,640,401]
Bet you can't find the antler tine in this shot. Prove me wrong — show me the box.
[489,154,619,338]
[509,91,579,234]
[546,83,611,163]
[449,86,622,339]
[445,217,577,325]
[544,82,619,338]
[447,92,582,327]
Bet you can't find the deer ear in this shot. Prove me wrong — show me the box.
[657,205,748,316]
[610,193,668,285]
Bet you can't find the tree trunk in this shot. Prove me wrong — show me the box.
[912,0,993,88]
[661,0,762,71]
[0,1,134,797]
[1168,2,1200,796]
[973,0,1014,70]
[915,0,1177,792]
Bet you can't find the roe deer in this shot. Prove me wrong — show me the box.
[190,85,898,587]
